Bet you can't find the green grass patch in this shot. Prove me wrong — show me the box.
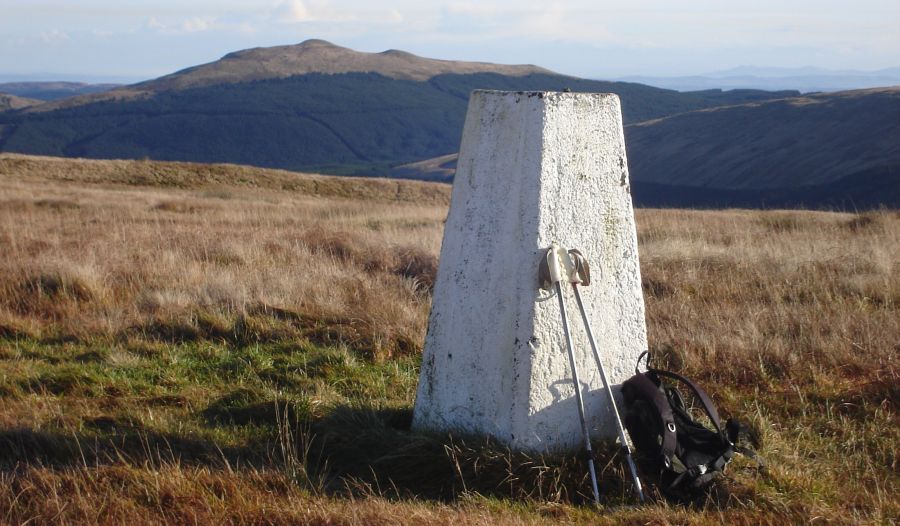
[0,334,896,521]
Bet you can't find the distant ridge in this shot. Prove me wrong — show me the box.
[0,39,797,179]
[0,81,120,102]
[28,39,555,112]
[0,93,40,111]
[0,153,450,205]
[146,39,554,88]
[391,86,900,208]
[390,153,899,210]
[626,87,900,190]
[617,65,900,93]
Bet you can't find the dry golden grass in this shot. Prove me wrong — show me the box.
[1,461,804,526]
[0,155,897,524]
[0,153,450,204]
[0,158,446,359]
[639,208,898,385]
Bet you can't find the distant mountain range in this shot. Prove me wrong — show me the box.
[617,66,900,93]
[0,81,120,101]
[0,40,897,208]
[0,39,795,177]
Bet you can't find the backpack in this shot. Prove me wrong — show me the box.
[621,352,763,493]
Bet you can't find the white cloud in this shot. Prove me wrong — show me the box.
[146,16,166,31]
[2,0,898,78]
[40,29,70,43]
[182,17,215,33]
[443,3,504,17]
[271,0,405,25]
[145,15,218,34]
[516,5,613,44]
[433,3,614,46]
[387,9,403,23]
[234,22,258,34]
[273,0,347,23]
[278,0,312,23]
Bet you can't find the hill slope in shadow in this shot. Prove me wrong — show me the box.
[0,40,797,176]
[625,87,900,190]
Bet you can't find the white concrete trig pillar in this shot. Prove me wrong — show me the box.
[412,90,648,453]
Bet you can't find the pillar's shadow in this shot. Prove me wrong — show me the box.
[306,404,631,504]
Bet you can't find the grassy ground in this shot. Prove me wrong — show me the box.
[0,155,897,524]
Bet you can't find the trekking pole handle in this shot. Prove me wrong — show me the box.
[548,243,566,284]
[568,249,591,286]
[539,242,580,290]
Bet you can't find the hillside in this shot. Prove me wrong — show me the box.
[0,40,797,175]
[0,81,120,102]
[0,93,40,112]
[140,38,554,89]
[625,87,900,190]
[0,153,449,204]
[396,86,900,207]
[392,150,900,210]
[0,156,896,523]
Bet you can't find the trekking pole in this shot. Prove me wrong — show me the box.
[567,249,646,503]
[540,243,601,505]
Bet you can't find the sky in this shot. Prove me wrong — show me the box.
[1,0,898,82]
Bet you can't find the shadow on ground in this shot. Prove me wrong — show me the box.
[0,402,749,507]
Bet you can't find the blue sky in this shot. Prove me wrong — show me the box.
[1,0,898,82]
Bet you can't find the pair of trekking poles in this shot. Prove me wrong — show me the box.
[539,242,645,504]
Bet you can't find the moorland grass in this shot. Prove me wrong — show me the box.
[0,156,896,524]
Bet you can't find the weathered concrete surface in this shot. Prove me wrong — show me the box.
[412,90,647,453]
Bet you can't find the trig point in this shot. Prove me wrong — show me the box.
[412,90,648,453]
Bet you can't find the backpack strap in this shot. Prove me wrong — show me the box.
[624,372,678,468]
[647,368,727,441]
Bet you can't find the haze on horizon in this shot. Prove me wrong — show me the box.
[1,0,898,83]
